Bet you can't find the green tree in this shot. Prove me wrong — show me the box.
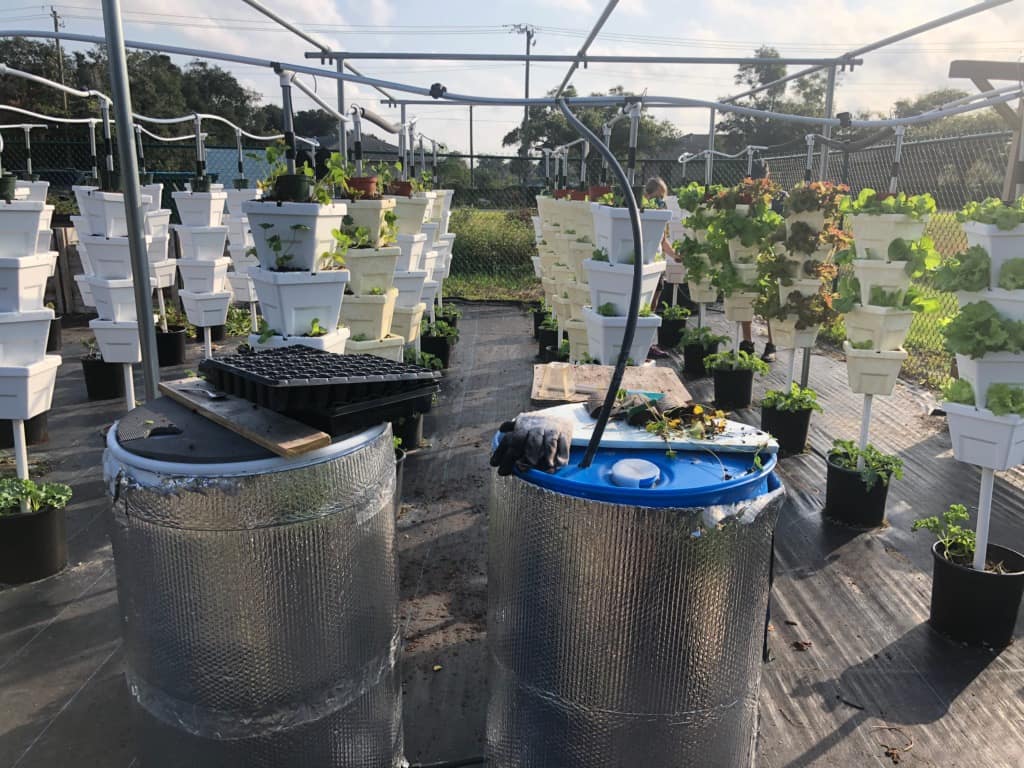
[894,89,1005,138]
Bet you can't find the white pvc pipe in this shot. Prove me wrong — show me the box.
[123,364,135,411]
[974,468,995,572]
[12,418,28,480]
[856,393,873,471]
[203,326,212,359]
[788,349,797,384]
[250,302,259,333]
[155,289,167,333]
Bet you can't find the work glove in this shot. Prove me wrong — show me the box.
[490,412,574,476]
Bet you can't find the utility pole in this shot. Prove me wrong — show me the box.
[51,7,68,115]
[506,23,536,183]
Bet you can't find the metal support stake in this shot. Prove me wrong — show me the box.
[336,58,347,164]
[468,105,474,187]
[23,126,32,176]
[235,128,244,179]
[800,346,811,387]
[803,134,816,182]
[193,114,204,178]
[203,326,212,359]
[99,99,114,174]
[818,65,837,181]
[134,125,145,175]
[627,103,640,186]
[601,123,612,184]
[705,109,716,185]
[122,364,135,411]
[155,288,167,332]
[418,135,425,179]
[431,139,438,180]
[856,393,874,470]
[788,348,797,384]
[350,106,363,176]
[543,148,551,186]
[746,146,754,176]
[399,105,407,178]
[888,125,906,195]
[974,468,996,572]
[278,70,296,175]
[580,141,589,186]
[87,120,98,179]
[250,302,259,333]
[100,0,159,401]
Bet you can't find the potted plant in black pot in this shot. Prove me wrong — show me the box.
[537,314,559,362]
[80,337,126,401]
[656,302,690,349]
[529,302,548,340]
[824,439,903,528]
[760,382,822,456]
[0,477,73,583]
[420,319,459,368]
[677,326,728,377]
[438,303,462,330]
[155,304,193,367]
[913,503,1024,648]
[703,349,769,410]
[45,302,62,353]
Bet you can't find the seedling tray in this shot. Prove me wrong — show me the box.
[198,347,440,433]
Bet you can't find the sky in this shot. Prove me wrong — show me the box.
[1,0,1022,155]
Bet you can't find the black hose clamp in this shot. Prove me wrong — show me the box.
[429,83,447,99]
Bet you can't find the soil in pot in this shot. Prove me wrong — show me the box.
[760,406,813,457]
[347,176,378,199]
[156,326,188,367]
[190,176,211,193]
[823,459,891,528]
[682,341,719,377]
[928,542,1024,648]
[421,335,454,368]
[538,327,559,362]
[712,367,754,410]
[0,505,67,583]
[657,317,687,349]
[393,413,423,450]
[0,413,48,449]
[46,316,63,353]
[81,356,127,401]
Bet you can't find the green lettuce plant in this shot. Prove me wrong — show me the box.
[932,246,990,293]
[942,300,1024,358]
[761,382,822,412]
[0,478,73,516]
[702,349,771,374]
[839,188,936,219]
[828,439,904,490]
[986,383,1024,416]
[998,258,1024,290]
[658,302,691,320]
[677,326,728,348]
[958,196,1024,230]
[942,378,975,405]
[887,236,940,278]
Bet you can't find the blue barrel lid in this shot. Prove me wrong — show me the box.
[494,431,777,508]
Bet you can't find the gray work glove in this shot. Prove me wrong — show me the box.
[490,412,574,476]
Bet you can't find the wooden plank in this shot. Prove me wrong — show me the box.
[531,362,690,404]
[158,377,331,457]
[949,59,1024,82]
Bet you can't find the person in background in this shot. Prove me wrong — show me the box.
[643,177,679,358]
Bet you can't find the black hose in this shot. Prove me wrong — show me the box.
[558,98,645,470]
[407,758,486,768]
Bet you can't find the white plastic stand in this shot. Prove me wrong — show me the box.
[857,393,874,470]
[250,302,259,333]
[697,303,705,329]
[155,288,168,332]
[203,326,212,359]
[974,468,995,572]
[12,418,28,513]
[787,349,798,384]
[122,364,135,411]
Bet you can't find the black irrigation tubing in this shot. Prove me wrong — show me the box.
[558,96,644,471]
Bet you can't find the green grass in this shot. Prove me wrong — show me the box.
[444,273,542,302]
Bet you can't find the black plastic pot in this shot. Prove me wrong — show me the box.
[712,367,754,410]
[273,173,310,202]
[0,505,67,584]
[0,413,48,448]
[81,356,126,401]
[928,542,1024,648]
[531,309,546,340]
[657,317,687,349]
[823,458,891,528]
[760,405,813,457]
[139,172,154,185]
[0,172,16,201]
[682,341,719,377]
[190,176,211,193]
[156,326,188,367]
[393,413,423,450]
[46,315,63,353]
[101,168,120,193]
[233,177,250,190]
[421,335,454,368]
[538,327,559,361]
[394,448,406,518]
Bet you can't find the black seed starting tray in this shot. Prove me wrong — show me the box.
[198,347,440,435]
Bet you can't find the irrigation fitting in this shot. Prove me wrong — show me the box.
[429,82,447,99]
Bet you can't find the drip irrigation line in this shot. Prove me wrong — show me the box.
[558,96,643,470]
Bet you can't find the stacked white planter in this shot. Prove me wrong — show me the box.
[171,190,231,349]
[243,199,350,354]
[774,208,833,354]
[388,196,430,355]
[224,187,261,320]
[0,198,61,426]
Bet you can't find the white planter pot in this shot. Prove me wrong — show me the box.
[15,180,49,203]
[582,306,661,366]
[227,219,253,249]
[0,309,54,365]
[80,234,153,279]
[345,334,406,361]
[843,341,907,396]
[89,319,141,364]
[723,292,759,323]
[787,210,826,233]
[962,220,1024,291]
[150,259,178,289]
[583,258,665,316]
[181,290,232,328]
[955,289,1024,322]
[848,213,928,261]
[727,241,760,264]
[395,233,427,271]
[416,191,439,222]
[74,187,151,237]
[229,255,260,276]
[172,225,228,262]
[420,279,440,309]
[36,205,54,254]
[439,234,456,278]
[853,260,911,307]
[531,215,543,241]
[391,302,426,345]
[565,318,589,362]
[567,241,593,283]
[844,305,914,351]
[773,318,820,350]
[569,283,590,320]
[421,249,439,277]
[732,262,760,286]
[954,352,1024,410]
[85,276,142,322]
[178,257,231,294]
[242,200,347,272]
[140,183,163,214]
[421,221,439,246]
[143,210,170,240]
[345,197,397,249]
[664,260,686,284]
[437,190,454,228]
[393,270,428,308]
[345,246,400,295]
[226,272,258,303]
[590,204,672,265]
[251,268,349,337]
[339,287,398,341]
[389,196,431,236]
[249,326,350,354]
[0,253,56,312]
[548,234,572,261]
[225,188,261,215]
[147,233,169,264]
[531,256,543,278]
[944,402,1024,471]
[688,278,719,304]
[0,201,46,259]
[0,355,61,420]
[172,190,228,227]
[74,274,95,307]
[778,278,823,300]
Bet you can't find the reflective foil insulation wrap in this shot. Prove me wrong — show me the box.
[487,472,786,768]
[103,426,403,768]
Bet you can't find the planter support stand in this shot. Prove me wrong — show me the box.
[155,288,167,332]
[12,418,29,513]
[203,326,213,359]
[787,349,798,384]
[250,302,259,333]
[800,347,811,387]
[974,468,996,572]
[857,393,874,470]
[122,364,135,411]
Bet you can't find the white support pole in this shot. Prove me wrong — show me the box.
[788,348,797,384]
[12,419,29,479]
[250,301,258,332]
[974,468,995,572]
[698,302,705,329]
[155,288,167,332]
[856,393,873,470]
[123,364,135,410]
[203,326,213,359]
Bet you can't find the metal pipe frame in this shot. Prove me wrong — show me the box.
[304,51,863,67]
[556,0,619,96]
